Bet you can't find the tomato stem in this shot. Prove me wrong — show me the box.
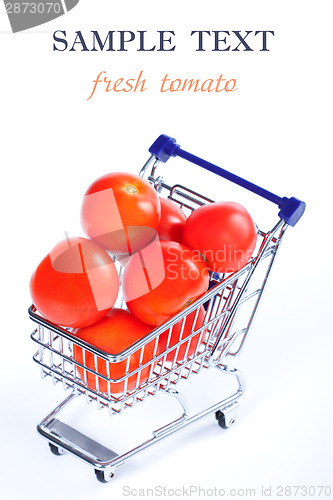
[125,184,138,194]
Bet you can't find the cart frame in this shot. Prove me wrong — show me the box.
[29,134,305,482]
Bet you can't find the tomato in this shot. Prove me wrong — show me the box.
[73,308,157,394]
[158,305,206,362]
[30,237,119,328]
[157,197,186,243]
[81,172,161,255]
[122,240,209,326]
[182,202,257,273]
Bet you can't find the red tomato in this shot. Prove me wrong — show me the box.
[30,237,119,328]
[157,197,186,243]
[122,240,209,326]
[158,306,206,362]
[183,202,257,273]
[81,172,161,255]
[73,308,157,394]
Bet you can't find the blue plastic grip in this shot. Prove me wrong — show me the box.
[149,134,179,162]
[149,134,305,226]
[277,197,306,227]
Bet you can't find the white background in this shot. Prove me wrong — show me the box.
[1,1,332,499]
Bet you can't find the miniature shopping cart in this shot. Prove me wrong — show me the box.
[29,134,305,482]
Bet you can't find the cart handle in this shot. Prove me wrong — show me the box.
[149,134,305,227]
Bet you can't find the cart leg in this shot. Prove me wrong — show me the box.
[94,468,116,483]
[213,364,246,429]
[48,442,65,455]
[37,392,119,482]
[36,364,245,481]
[215,402,239,428]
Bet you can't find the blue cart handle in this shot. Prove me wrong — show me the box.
[149,134,305,227]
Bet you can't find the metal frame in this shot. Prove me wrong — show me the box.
[37,364,245,482]
[29,146,291,482]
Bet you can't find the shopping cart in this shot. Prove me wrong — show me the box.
[29,134,306,482]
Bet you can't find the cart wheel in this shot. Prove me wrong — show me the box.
[215,410,237,429]
[49,443,64,456]
[95,469,115,483]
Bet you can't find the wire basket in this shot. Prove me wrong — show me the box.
[29,134,305,481]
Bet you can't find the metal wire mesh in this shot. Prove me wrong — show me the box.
[29,179,287,416]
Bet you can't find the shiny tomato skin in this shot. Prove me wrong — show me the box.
[122,240,209,326]
[81,172,161,255]
[73,308,157,394]
[157,197,186,243]
[30,237,119,328]
[158,306,206,362]
[183,202,257,273]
